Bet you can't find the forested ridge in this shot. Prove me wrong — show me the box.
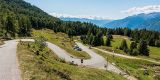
[0,0,60,37]
[0,0,103,37]
[0,0,160,56]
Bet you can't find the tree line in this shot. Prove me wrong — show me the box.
[0,0,160,56]
[0,0,102,39]
[105,28,160,47]
[119,39,149,56]
[81,30,151,56]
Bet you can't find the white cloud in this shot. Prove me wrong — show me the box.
[122,5,160,15]
[49,12,109,20]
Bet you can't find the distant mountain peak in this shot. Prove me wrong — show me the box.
[104,12,160,31]
[59,17,112,27]
[50,12,110,20]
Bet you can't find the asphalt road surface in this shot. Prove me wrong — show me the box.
[0,40,20,80]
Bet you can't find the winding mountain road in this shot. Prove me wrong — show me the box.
[47,41,137,80]
[0,39,136,80]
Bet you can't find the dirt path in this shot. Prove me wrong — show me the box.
[94,47,160,64]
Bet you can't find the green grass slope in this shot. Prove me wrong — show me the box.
[94,49,160,80]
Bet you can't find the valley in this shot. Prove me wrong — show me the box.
[0,0,160,80]
[1,29,159,80]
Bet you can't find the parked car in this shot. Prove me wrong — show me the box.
[73,45,82,51]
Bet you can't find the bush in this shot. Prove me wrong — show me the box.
[130,41,137,50]
[124,48,129,53]
[119,39,128,50]
[106,38,111,46]
[130,49,139,56]
[34,36,47,51]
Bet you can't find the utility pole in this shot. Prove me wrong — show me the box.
[104,57,108,70]
[107,57,108,67]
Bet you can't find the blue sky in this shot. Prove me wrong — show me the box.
[25,0,160,19]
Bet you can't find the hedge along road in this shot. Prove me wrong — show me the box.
[0,39,137,80]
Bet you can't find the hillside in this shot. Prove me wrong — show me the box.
[15,29,127,80]
[138,16,160,31]
[0,0,105,39]
[104,12,160,31]
[0,0,60,37]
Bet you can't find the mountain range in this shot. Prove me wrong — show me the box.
[104,12,160,31]
[60,12,160,31]
[60,17,111,27]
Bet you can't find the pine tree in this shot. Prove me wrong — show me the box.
[130,49,139,56]
[119,39,128,50]
[5,15,18,38]
[138,40,149,56]
[92,36,97,46]
[100,37,104,46]
[18,16,32,37]
[129,41,138,56]
[88,33,94,45]
[94,31,103,46]
[124,28,131,36]
[106,38,111,46]
[130,42,137,50]
[106,32,113,39]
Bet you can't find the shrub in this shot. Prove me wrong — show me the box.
[119,39,128,50]
[33,36,47,52]
[130,49,139,56]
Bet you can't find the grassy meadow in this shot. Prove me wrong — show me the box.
[98,35,160,61]
[93,49,160,80]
